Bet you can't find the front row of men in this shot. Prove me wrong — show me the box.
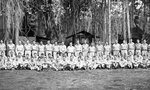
[0,49,150,71]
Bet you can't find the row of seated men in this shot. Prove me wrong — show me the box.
[0,49,150,71]
[0,39,150,71]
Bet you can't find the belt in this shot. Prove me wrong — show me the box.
[142,50,147,51]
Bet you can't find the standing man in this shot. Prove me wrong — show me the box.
[31,40,39,57]
[82,40,89,57]
[53,41,60,59]
[74,40,82,57]
[59,41,67,55]
[128,39,135,55]
[0,40,6,56]
[141,39,148,56]
[135,39,142,55]
[89,42,96,57]
[38,41,45,57]
[45,40,53,58]
[7,40,15,56]
[96,41,104,56]
[15,41,24,56]
[104,42,111,56]
[121,40,128,57]
[67,42,75,57]
[112,40,120,56]
[24,40,32,58]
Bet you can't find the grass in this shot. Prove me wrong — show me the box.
[0,69,150,90]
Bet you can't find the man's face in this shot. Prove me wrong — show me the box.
[115,40,118,44]
[27,41,29,44]
[130,39,132,43]
[33,41,36,44]
[0,40,3,43]
[62,42,64,45]
[10,40,13,44]
[40,41,43,45]
[47,41,50,44]
[137,40,139,43]
[70,42,72,46]
[144,40,146,43]
[19,41,22,44]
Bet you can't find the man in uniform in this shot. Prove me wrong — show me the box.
[67,42,75,57]
[74,40,82,57]
[104,42,111,56]
[31,41,39,57]
[24,40,32,58]
[45,40,53,58]
[59,41,67,55]
[82,40,89,57]
[89,42,96,57]
[112,40,120,56]
[135,39,142,55]
[0,40,6,56]
[134,52,143,68]
[121,40,128,58]
[128,39,135,55]
[7,40,15,56]
[96,41,104,56]
[15,41,24,56]
[53,41,60,59]
[141,39,148,56]
[38,41,45,57]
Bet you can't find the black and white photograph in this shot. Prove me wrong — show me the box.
[0,0,150,90]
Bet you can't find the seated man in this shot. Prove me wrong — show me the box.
[119,56,127,68]
[141,54,148,68]
[0,51,7,70]
[21,54,30,69]
[133,52,143,68]
[126,51,134,69]
[13,52,22,69]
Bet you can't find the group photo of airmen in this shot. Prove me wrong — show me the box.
[0,38,150,71]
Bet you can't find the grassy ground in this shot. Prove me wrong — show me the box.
[0,69,150,90]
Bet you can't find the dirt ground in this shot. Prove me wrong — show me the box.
[0,69,150,90]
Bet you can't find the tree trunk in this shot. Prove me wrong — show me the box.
[108,0,111,45]
[123,0,126,40]
[126,0,131,40]
[103,0,107,43]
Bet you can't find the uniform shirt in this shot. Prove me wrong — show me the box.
[53,45,59,52]
[142,43,148,50]
[128,42,135,50]
[16,44,24,51]
[96,45,103,51]
[45,44,53,51]
[113,44,120,51]
[7,44,15,50]
[59,45,67,53]
[127,55,134,62]
[24,44,32,51]
[134,55,143,63]
[75,44,82,52]
[121,43,128,50]
[89,46,96,52]
[67,46,75,53]
[0,43,6,51]
[104,45,111,52]
[32,44,39,51]
[38,45,45,52]
[82,44,89,52]
[135,43,142,50]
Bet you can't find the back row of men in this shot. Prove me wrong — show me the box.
[0,39,150,59]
